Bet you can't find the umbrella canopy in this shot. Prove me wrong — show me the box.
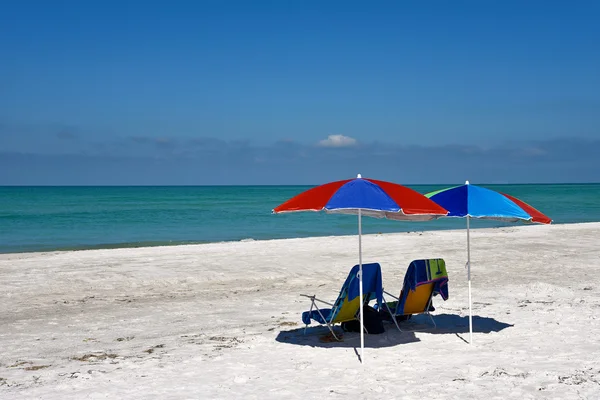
[500,193,552,224]
[274,175,448,218]
[425,181,551,344]
[274,175,448,363]
[425,182,551,223]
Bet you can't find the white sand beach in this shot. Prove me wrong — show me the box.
[1,222,600,399]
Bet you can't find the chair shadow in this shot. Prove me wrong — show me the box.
[275,313,512,350]
[395,312,514,335]
[275,325,421,349]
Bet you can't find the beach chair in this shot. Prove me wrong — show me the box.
[300,263,383,341]
[381,259,449,332]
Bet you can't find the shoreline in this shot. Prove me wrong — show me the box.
[1,220,598,258]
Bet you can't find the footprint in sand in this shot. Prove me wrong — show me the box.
[295,361,311,370]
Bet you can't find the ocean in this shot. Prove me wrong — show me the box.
[1,184,599,254]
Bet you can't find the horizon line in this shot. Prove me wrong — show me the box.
[1,182,599,188]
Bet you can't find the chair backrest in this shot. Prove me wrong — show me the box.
[330,263,383,323]
[332,295,363,323]
[400,283,435,315]
[395,259,448,315]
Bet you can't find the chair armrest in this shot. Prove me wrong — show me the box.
[300,294,334,307]
[383,290,400,301]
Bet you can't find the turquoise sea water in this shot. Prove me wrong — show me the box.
[1,184,599,254]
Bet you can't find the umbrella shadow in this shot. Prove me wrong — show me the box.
[391,312,513,340]
[275,325,421,349]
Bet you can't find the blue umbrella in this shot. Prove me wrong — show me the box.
[426,181,551,344]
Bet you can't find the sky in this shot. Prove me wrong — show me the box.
[1,0,599,185]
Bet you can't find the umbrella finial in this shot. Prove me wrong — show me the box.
[465,180,470,185]
[357,173,362,179]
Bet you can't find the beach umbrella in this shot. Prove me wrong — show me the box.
[425,181,552,344]
[273,174,448,363]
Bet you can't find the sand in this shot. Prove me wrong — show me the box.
[1,222,600,399]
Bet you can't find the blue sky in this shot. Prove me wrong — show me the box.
[1,0,599,185]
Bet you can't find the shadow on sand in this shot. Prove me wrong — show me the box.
[391,312,514,343]
[275,313,513,349]
[398,313,514,334]
[275,325,421,349]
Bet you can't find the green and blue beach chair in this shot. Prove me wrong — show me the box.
[301,263,383,340]
[381,259,449,331]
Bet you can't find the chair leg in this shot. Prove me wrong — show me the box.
[325,322,342,341]
[384,301,403,332]
[304,297,316,335]
[315,308,341,341]
[426,296,437,329]
[305,302,342,341]
[301,295,342,341]
[427,311,436,329]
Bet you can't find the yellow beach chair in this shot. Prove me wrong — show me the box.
[301,263,383,340]
[381,259,449,331]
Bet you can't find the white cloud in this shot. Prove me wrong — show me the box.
[317,134,357,148]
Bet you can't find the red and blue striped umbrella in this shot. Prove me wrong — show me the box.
[274,175,448,219]
[274,175,447,363]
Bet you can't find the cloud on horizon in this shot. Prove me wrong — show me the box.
[317,134,358,148]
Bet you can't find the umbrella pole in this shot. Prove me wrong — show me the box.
[358,209,364,363]
[467,215,473,344]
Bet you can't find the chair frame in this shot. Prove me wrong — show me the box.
[300,294,345,340]
[300,292,376,341]
[299,263,383,341]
